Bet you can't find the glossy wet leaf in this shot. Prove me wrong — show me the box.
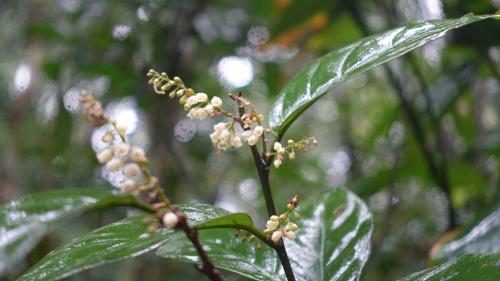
[269,14,498,135]
[399,254,500,281]
[18,204,254,281]
[157,187,373,281]
[196,212,254,230]
[433,207,500,262]
[0,188,141,277]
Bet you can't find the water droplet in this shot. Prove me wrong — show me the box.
[174,119,196,143]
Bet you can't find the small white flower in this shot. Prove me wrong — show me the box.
[120,179,136,193]
[273,142,282,151]
[162,212,179,229]
[270,215,280,221]
[187,107,209,120]
[273,158,282,168]
[114,143,131,157]
[271,230,282,243]
[204,104,214,114]
[266,220,279,231]
[123,162,141,177]
[130,147,146,161]
[96,148,113,164]
[284,231,296,240]
[196,92,208,103]
[101,131,114,143]
[247,135,259,146]
[253,126,264,137]
[285,222,298,232]
[106,157,124,172]
[230,135,242,148]
[288,151,295,160]
[210,96,222,107]
[277,148,285,155]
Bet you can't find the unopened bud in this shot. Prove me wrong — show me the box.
[284,231,296,240]
[271,231,282,243]
[106,157,123,172]
[101,132,114,143]
[96,148,113,164]
[120,179,136,192]
[179,95,187,105]
[114,143,131,157]
[162,212,179,229]
[123,163,141,177]
[270,215,279,222]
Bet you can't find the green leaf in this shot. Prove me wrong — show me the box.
[0,188,143,277]
[17,204,254,281]
[157,187,373,281]
[196,213,253,229]
[433,207,500,262]
[268,14,499,136]
[399,254,500,281]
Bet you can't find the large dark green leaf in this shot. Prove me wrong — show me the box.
[268,14,499,136]
[433,207,500,262]
[18,204,254,281]
[399,254,500,281]
[0,188,143,277]
[157,187,373,281]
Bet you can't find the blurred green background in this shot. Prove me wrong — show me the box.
[1,0,499,280]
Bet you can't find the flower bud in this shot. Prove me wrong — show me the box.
[270,215,280,221]
[196,93,208,103]
[285,222,298,232]
[96,148,113,164]
[114,143,131,157]
[277,148,285,155]
[204,104,214,114]
[120,179,136,193]
[266,220,279,231]
[247,135,259,146]
[130,147,146,161]
[284,231,296,240]
[273,159,282,168]
[271,231,282,243]
[162,212,179,229]
[253,126,264,137]
[273,142,282,151]
[210,96,222,107]
[288,151,295,160]
[179,95,187,105]
[106,157,123,172]
[123,163,141,177]
[101,132,114,143]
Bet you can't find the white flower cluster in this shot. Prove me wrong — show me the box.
[185,94,222,120]
[210,122,242,151]
[96,130,151,193]
[263,196,299,243]
[264,215,298,243]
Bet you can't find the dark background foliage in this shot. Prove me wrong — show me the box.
[0,0,499,280]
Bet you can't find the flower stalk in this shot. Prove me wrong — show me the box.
[80,91,226,281]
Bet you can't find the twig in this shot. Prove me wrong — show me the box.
[232,93,296,281]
